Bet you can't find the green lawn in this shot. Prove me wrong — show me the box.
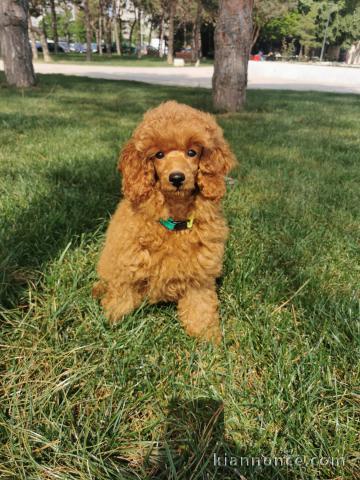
[0,73,359,480]
[36,52,214,67]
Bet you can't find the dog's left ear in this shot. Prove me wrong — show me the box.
[197,137,237,201]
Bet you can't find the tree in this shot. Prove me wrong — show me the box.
[0,0,36,87]
[102,0,113,54]
[167,0,176,64]
[98,0,103,55]
[83,0,92,60]
[252,0,296,49]
[347,40,360,63]
[29,0,52,62]
[158,8,165,56]
[319,0,360,54]
[191,0,202,62]
[296,0,324,56]
[57,2,73,43]
[49,0,59,53]
[137,7,143,58]
[28,15,38,60]
[213,0,253,112]
[30,23,52,62]
[343,1,360,63]
[175,0,217,63]
[112,0,122,55]
[252,0,360,59]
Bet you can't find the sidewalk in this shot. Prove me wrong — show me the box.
[1,60,359,94]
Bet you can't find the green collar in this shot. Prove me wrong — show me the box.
[159,214,194,231]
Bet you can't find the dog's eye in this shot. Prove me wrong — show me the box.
[155,151,165,159]
[187,149,197,157]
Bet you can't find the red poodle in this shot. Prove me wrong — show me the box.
[93,101,236,343]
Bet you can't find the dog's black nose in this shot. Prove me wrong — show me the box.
[169,171,185,187]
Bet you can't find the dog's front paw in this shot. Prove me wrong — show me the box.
[100,289,143,324]
[178,287,222,345]
[182,321,222,345]
[202,324,222,345]
[101,295,127,324]
[92,281,106,299]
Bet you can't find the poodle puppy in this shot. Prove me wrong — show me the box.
[93,101,236,343]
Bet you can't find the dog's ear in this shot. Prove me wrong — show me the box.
[118,140,155,204]
[197,138,237,201]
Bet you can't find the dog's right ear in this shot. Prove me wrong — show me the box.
[118,140,155,204]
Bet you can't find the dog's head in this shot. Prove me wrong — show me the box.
[119,101,237,204]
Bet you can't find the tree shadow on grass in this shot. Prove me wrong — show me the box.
[1,73,214,115]
[0,157,119,308]
[141,397,301,480]
[49,76,214,116]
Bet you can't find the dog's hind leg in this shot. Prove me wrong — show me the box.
[177,285,222,344]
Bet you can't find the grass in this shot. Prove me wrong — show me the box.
[36,53,214,67]
[0,73,359,480]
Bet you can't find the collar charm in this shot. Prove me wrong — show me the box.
[160,214,194,231]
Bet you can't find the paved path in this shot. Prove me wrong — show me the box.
[1,60,359,94]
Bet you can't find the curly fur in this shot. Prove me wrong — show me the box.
[93,101,236,343]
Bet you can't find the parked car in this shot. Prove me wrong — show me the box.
[81,43,99,53]
[69,42,86,53]
[46,40,69,53]
[33,40,68,53]
[78,42,104,54]
[58,41,70,53]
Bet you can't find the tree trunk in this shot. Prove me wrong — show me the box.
[96,28,99,52]
[119,17,122,52]
[63,3,71,44]
[213,0,253,112]
[137,9,142,58]
[28,16,38,60]
[148,18,153,45]
[346,41,360,65]
[0,0,36,87]
[197,24,201,60]
[40,25,51,62]
[98,0,103,55]
[104,15,112,55]
[129,18,136,48]
[83,0,92,61]
[114,17,121,54]
[159,13,164,57]
[49,0,58,54]
[112,0,121,55]
[191,0,201,62]
[30,23,51,62]
[167,0,175,64]
[298,43,303,58]
[251,23,260,50]
[327,45,340,61]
